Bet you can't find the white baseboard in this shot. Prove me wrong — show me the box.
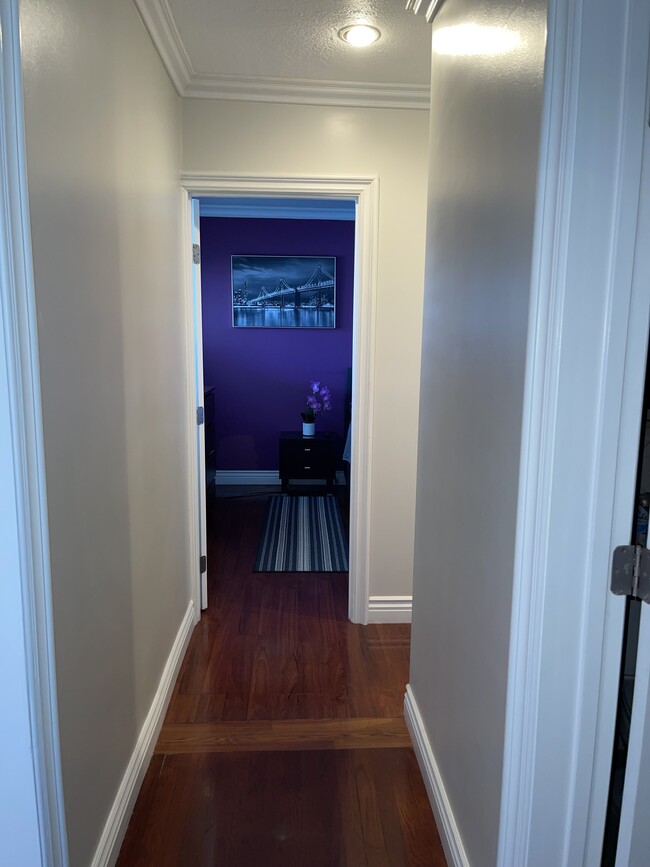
[404,685,470,867]
[215,470,347,486]
[367,595,412,623]
[215,470,280,486]
[90,601,196,867]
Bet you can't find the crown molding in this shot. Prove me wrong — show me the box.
[184,73,430,109]
[133,0,430,109]
[132,0,194,94]
[405,0,446,23]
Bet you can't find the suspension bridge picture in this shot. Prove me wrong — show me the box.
[231,255,336,328]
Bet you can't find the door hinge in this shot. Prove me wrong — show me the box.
[192,243,201,265]
[200,555,207,574]
[611,545,650,603]
[197,406,204,425]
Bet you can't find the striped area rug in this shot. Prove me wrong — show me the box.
[254,495,349,572]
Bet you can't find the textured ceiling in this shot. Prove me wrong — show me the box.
[167,0,432,85]
[132,0,432,107]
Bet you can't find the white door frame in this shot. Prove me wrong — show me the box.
[497,0,650,864]
[0,0,68,862]
[180,173,379,624]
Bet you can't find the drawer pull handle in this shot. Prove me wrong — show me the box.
[304,466,311,470]
[304,448,311,452]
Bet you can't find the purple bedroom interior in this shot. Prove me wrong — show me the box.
[200,215,355,471]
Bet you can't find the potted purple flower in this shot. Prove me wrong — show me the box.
[300,380,332,436]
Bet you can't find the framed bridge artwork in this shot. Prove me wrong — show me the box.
[231,255,336,328]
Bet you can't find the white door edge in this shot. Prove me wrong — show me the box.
[612,70,650,866]
[615,603,650,866]
[190,200,208,611]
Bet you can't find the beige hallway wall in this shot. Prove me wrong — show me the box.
[182,98,429,602]
[19,1,189,863]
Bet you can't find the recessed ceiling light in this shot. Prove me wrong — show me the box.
[338,24,381,48]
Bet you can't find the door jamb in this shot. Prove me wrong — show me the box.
[180,173,379,624]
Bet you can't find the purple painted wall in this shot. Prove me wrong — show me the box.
[200,216,354,470]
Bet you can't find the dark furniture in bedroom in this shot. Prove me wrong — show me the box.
[279,431,340,493]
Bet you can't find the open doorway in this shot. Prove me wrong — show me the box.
[181,174,379,625]
[199,196,354,490]
[199,196,355,605]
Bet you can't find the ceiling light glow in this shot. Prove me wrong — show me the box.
[432,23,521,57]
[338,24,381,48]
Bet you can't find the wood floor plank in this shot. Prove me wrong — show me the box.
[116,493,447,866]
[118,749,442,867]
[156,716,410,754]
[383,747,448,867]
[271,691,349,720]
[182,495,411,721]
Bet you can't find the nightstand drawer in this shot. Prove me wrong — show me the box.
[283,462,331,479]
[283,442,330,462]
[281,452,332,474]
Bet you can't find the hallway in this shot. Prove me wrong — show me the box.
[116,491,445,866]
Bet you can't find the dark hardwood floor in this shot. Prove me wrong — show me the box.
[117,489,446,866]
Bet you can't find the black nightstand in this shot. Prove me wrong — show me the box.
[279,431,340,493]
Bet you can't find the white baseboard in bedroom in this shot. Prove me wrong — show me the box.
[215,470,347,486]
[215,470,280,486]
[404,684,470,867]
[90,600,196,867]
[367,595,412,623]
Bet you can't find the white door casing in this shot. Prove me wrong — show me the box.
[180,173,379,624]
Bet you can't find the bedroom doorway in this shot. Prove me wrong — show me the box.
[199,197,354,599]
[181,174,379,624]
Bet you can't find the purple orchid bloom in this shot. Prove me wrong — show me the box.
[301,381,332,421]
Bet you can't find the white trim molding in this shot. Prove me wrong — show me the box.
[404,685,470,867]
[367,596,412,623]
[132,0,429,109]
[0,0,69,862]
[90,602,195,867]
[216,470,280,487]
[405,0,447,24]
[215,470,346,487]
[132,0,192,93]
[181,173,378,624]
[496,1,579,862]
[185,73,430,110]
